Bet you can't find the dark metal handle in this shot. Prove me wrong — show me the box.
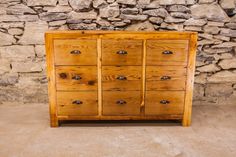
[116,100,126,105]
[162,50,173,55]
[72,100,83,105]
[70,50,81,54]
[59,73,67,79]
[116,75,127,80]
[161,76,171,80]
[72,75,82,80]
[160,100,170,104]
[117,50,127,55]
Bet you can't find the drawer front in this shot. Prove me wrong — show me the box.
[103,91,141,116]
[145,91,185,115]
[56,66,97,91]
[102,66,142,91]
[146,66,187,90]
[57,91,98,116]
[102,39,143,65]
[146,40,189,65]
[54,39,97,65]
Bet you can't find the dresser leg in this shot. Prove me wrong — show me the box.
[50,116,59,127]
[182,116,191,127]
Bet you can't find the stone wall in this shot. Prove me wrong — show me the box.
[0,0,236,105]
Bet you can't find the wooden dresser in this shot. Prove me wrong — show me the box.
[45,31,197,127]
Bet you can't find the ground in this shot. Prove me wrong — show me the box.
[0,103,235,157]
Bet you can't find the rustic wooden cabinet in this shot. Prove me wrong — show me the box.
[45,30,197,127]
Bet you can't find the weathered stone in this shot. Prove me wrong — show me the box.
[126,21,154,31]
[169,5,190,12]
[220,0,236,9]
[35,45,45,58]
[59,0,68,5]
[0,32,16,46]
[121,8,139,15]
[214,53,233,60]
[137,0,150,7]
[69,0,93,11]
[184,18,207,26]
[212,42,236,48]
[159,0,185,5]
[213,35,230,41]
[68,23,97,30]
[112,21,128,26]
[225,23,236,29]
[39,12,67,22]
[117,0,136,5]
[218,58,236,69]
[145,0,160,8]
[0,45,35,61]
[186,0,196,4]
[96,18,111,27]
[149,17,163,24]
[67,11,97,23]
[143,8,168,18]
[0,73,19,86]
[8,28,23,35]
[205,83,233,97]
[207,21,225,27]
[107,0,115,3]
[220,28,236,37]
[160,23,184,31]
[27,0,57,6]
[231,15,236,22]
[204,47,233,54]
[198,33,213,40]
[11,61,43,73]
[203,25,220,34]
[195,73,207,84]
[120,14,148,21]
[193,84,205,100]
[218,91,236,105]
[18,21,48,45]
[0,22,24,29]
[0,15,38,22]
[6,4,36,15]
[197,64,221,72]
[170,12,191,19]
[164,16,186,23]
[93,0,107,8]
[46,6,72,13]
[207,70,236,83]
[198,0,215,4]
[191,4,230,22]
[0,59,11,75]
[49,20,67,26]
[184,26,202,32]
[100,3,120,18]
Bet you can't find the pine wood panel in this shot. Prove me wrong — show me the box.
[145,91,185,115]
[57,91,98,116]
[102,66,142,91]
[55,66,97,91]
[102,39,143,65]
[146,40,189,65]
[102,91,141,116]
[54,39,97,65]
[146,66,187,90]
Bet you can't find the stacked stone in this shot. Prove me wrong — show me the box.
[0,0,236,105]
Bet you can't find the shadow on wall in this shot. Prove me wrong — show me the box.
[0,0,236,105]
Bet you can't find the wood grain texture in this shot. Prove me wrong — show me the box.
[145,91,185,115]
[102,66,142,91]
[146,66,187,90]
[45,33,58,127]
[57,91,98,116]
[56,66,97,91]
[97,38,102,116]
[182,33,198,126]
[54,39,97,65]
[146,40,189,65]
[102,91,141,116]
[102,39,143,65]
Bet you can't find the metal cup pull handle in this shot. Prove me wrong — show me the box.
[160,100,170,104]
[162,50,173,55]
[72,100,83,105]
[70,50,81,54]
[160,76,171,80]
[116,75,127,80]
[117,50,127,55]
[116,100,127,105]
[72,75,82,80]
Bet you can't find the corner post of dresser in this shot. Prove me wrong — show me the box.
[45,32,59,127]
[182,33,198,127]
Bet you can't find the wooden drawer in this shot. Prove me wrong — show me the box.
[56,66,97,91]
[146,40,189,65]
[145,91,185,115]
[102,39,143,65]
[102,66,142,91]
[103,91,141,116]
[146,66,187,90]
[54,39,97,65]
[57,91,98,116]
